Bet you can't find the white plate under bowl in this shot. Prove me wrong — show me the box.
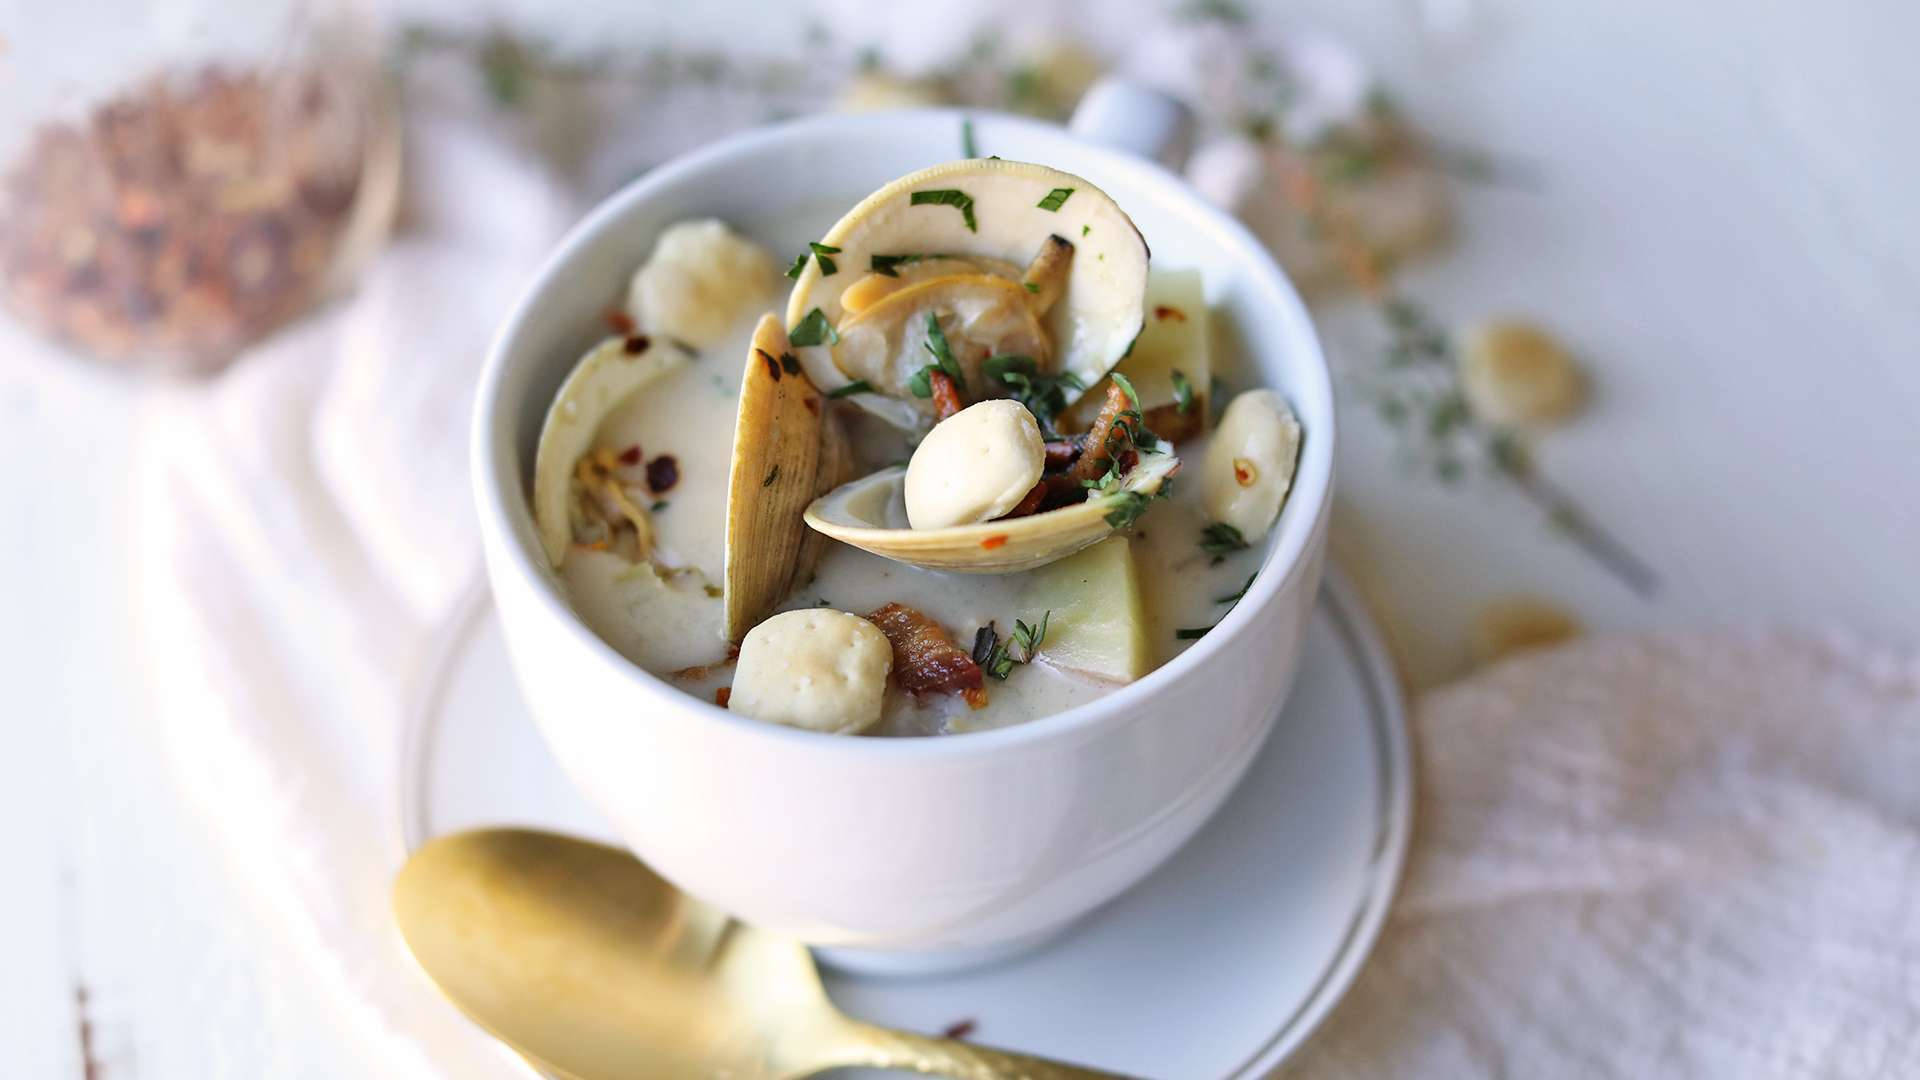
[397,569,1411,1078]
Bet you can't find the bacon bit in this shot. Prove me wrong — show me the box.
[980,533,1009,550]
[715,687,731,707]
[756,347,781,380]
[1004,479,1049,518]
[1234,457,1259,487]
[961,686,989,710]
[604,309,637,335]
[623,334,651,355]
[1142,401,1203,443]
[1067,383,1131,484]
[942,1018,978,1040]
[929,368,965,421]
[1154,304,1187,322]
[866,603,984,696]
[617,444,643,466]
[646,455,680,493]
[1042,435,1088,470]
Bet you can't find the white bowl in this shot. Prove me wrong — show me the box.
[472,101,1334,972]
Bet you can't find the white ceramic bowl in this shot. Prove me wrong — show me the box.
[472,95,1334,973]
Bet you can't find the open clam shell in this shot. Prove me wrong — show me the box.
[787,159,1149,432]
[722,314,829,640]
[803,451,1180,574]
[532,335,685,570]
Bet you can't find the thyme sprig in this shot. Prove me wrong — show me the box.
[971,612,1051,680]
[1366,297,1659,596]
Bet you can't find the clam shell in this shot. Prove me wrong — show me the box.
[722,314,827,640]
[803,451,1180,574]
[531,336,685,570]
[787,159,1149,431]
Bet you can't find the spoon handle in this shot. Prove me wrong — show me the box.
[820,1020,1138,1079]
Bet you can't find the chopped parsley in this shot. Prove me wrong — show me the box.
[971,611,1051,680]
[788,307,839,347]
[1111,371,1141,409]
[1024,281,1040,293]
[1104,491,1154,530]
[985,354,1083,429]
[1216,573,1257,605]
[962,117,978,157]
[1081,223,1091,237]
[920,311,965,389]
[1036,187,1075,211]
[1174,626,1212,640]
[1172,369,1196,414]
[910,188,978,232]
[809,241,841,276]
[827,379,875,399]
[908,366,936,398]
[651,500,669,512]
[869,253,935,277]
[1199,521,1249,564]
[784,253,808,279]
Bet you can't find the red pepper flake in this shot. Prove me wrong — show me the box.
[617,444,643,466]
[1154,305,1187,322]
[605,309,637,335]
[623,334,651,355]
[942,1018,978,1040]
[714,687,731,707]
[646,455,680,493]
[755,347,781,380]
[1233,457,1258,487]
[980,534,1009,550]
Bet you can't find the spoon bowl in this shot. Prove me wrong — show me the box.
[393,828,1130,1078]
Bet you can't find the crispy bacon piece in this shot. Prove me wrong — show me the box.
[1066,383,1132,485]
[866,603,984,696]
[1004,479,1050,518]
[1042,434,1088,470]
[1142,401,1203,443]
[929,368,966,421]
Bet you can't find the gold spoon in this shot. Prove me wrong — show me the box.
[393,828,1133,1079]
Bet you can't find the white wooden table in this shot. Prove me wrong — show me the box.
[5,0,1916,1073]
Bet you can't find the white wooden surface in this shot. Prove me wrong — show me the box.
[4,0,1917,1074]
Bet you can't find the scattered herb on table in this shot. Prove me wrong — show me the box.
[961,117,978,157]
[910,188,978,232]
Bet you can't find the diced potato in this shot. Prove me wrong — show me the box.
[1065,268,1210,437]
[1024,536,1149,683]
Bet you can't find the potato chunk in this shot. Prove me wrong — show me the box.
[728,610,893,734]
[1024,536,1149,683]
[1066,269,1210,440]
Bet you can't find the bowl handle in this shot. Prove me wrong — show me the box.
[1068,77,1195,171]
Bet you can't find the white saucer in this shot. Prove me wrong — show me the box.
[398,570,1411,1078]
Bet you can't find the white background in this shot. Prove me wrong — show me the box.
[5,0,1917,1074]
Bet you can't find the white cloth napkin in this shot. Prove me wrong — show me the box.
[1283,631,1920,1078]
[124,66,1919,1080]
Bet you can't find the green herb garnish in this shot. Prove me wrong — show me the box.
[1111,371,1141,409]
[651,500,669,512]
[1104,491,1153,530]
[808,241,841,277]
[910,188,978,232]
[1172,369,1195,414]
[788,307,838,347]
[1036,187,1075,211]
[985,355,1083,428]
[1216,573,1256,605]
[962,117,978,157]
[1081,223,1091,237]
[971,611,1051,680]
[1174,626,1213,640]
[1024,281,1040,293]
[827,379,875,399]
[908,366,936,398]
[921,312,965,390]
[1199,522,1249,564]
[870,253,930,277]
[784,253,808,279]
